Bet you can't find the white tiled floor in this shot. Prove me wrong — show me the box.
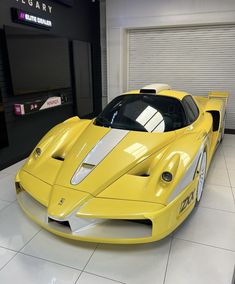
[0,135,234,284]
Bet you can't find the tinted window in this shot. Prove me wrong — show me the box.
[182,96,199,124]
[95,94,187,133]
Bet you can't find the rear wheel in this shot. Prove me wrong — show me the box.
[196,152,207,202]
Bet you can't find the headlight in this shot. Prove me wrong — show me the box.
[34,147,42,158]
[161,171,173,182]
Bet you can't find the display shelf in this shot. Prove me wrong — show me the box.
[13,95,72,116]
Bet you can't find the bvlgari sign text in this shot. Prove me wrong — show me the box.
[15,0,52,14]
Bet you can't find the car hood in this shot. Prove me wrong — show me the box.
[53,124,176,196]
[23,123,176,200]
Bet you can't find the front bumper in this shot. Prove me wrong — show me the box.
[17,189,156,244]
[16,174,196,244]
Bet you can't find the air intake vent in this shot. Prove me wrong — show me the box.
[52,156,65,161]
[131,173,150,177]
[140,89,156,94]
[126,219,152,225]
[48,217,71,229]
[139,173,150,177]
[140,83,171,94]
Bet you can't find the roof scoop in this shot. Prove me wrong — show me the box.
[140,83,171,94]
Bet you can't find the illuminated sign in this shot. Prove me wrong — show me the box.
[12,8,52,29]
[14,96,64,116]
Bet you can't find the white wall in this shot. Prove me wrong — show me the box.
[106,0,235,101]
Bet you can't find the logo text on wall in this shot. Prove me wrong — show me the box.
[19,10,52,28]
[12,8,52,29]
[15,0,52,14]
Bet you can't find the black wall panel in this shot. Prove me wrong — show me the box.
[0,0,102,170]
[0,88,8,149]
[72,40,93,117]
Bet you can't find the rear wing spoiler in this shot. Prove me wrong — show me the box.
[208,91,229,105]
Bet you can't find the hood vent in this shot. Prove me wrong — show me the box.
[71,129,129,185]
[131,172,150,177]
[52,156,65,161]
[71,163,95,185]
[139,173,150,177]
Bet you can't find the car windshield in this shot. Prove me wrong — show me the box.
[94,94,187,132]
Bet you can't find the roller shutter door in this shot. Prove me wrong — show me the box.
[128,25,235,129]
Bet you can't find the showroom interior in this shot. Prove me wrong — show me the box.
[0,0,235,283]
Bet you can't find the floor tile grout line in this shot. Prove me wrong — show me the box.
[0,198,15,203]
[174,236,235,253]
[19,250,83,273]
[0,245,18,254]
[79,271,127,284]
[0,250,18,273]
[20,249,126,284]
[18,228,43,253]
[222,145,235,205]
[73,270,84,284]
[231,189,235,206]
[198,205,235,214]
[0,201,16,214]
[196,203,235,214]
[0,228,45,271]
[82,243,99,272]
[20,242,104,282]
[162,236,173,284]
[0,174,124,284]
[0,198,26,214]
[0,192,34,273]
[75,243,127,284]
[5,196,121,283]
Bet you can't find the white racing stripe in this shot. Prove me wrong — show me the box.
[167,144,204,203]
[71,129,129,185]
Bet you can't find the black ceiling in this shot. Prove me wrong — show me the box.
[51,0,74,7]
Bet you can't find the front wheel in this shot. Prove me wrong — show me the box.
[196,152,207,202]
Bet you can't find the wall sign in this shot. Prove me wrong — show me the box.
[14,95,68,116]
[15,0,53,14]
[12,8,52,29]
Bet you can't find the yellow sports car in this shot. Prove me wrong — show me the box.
[16,84,229,244]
